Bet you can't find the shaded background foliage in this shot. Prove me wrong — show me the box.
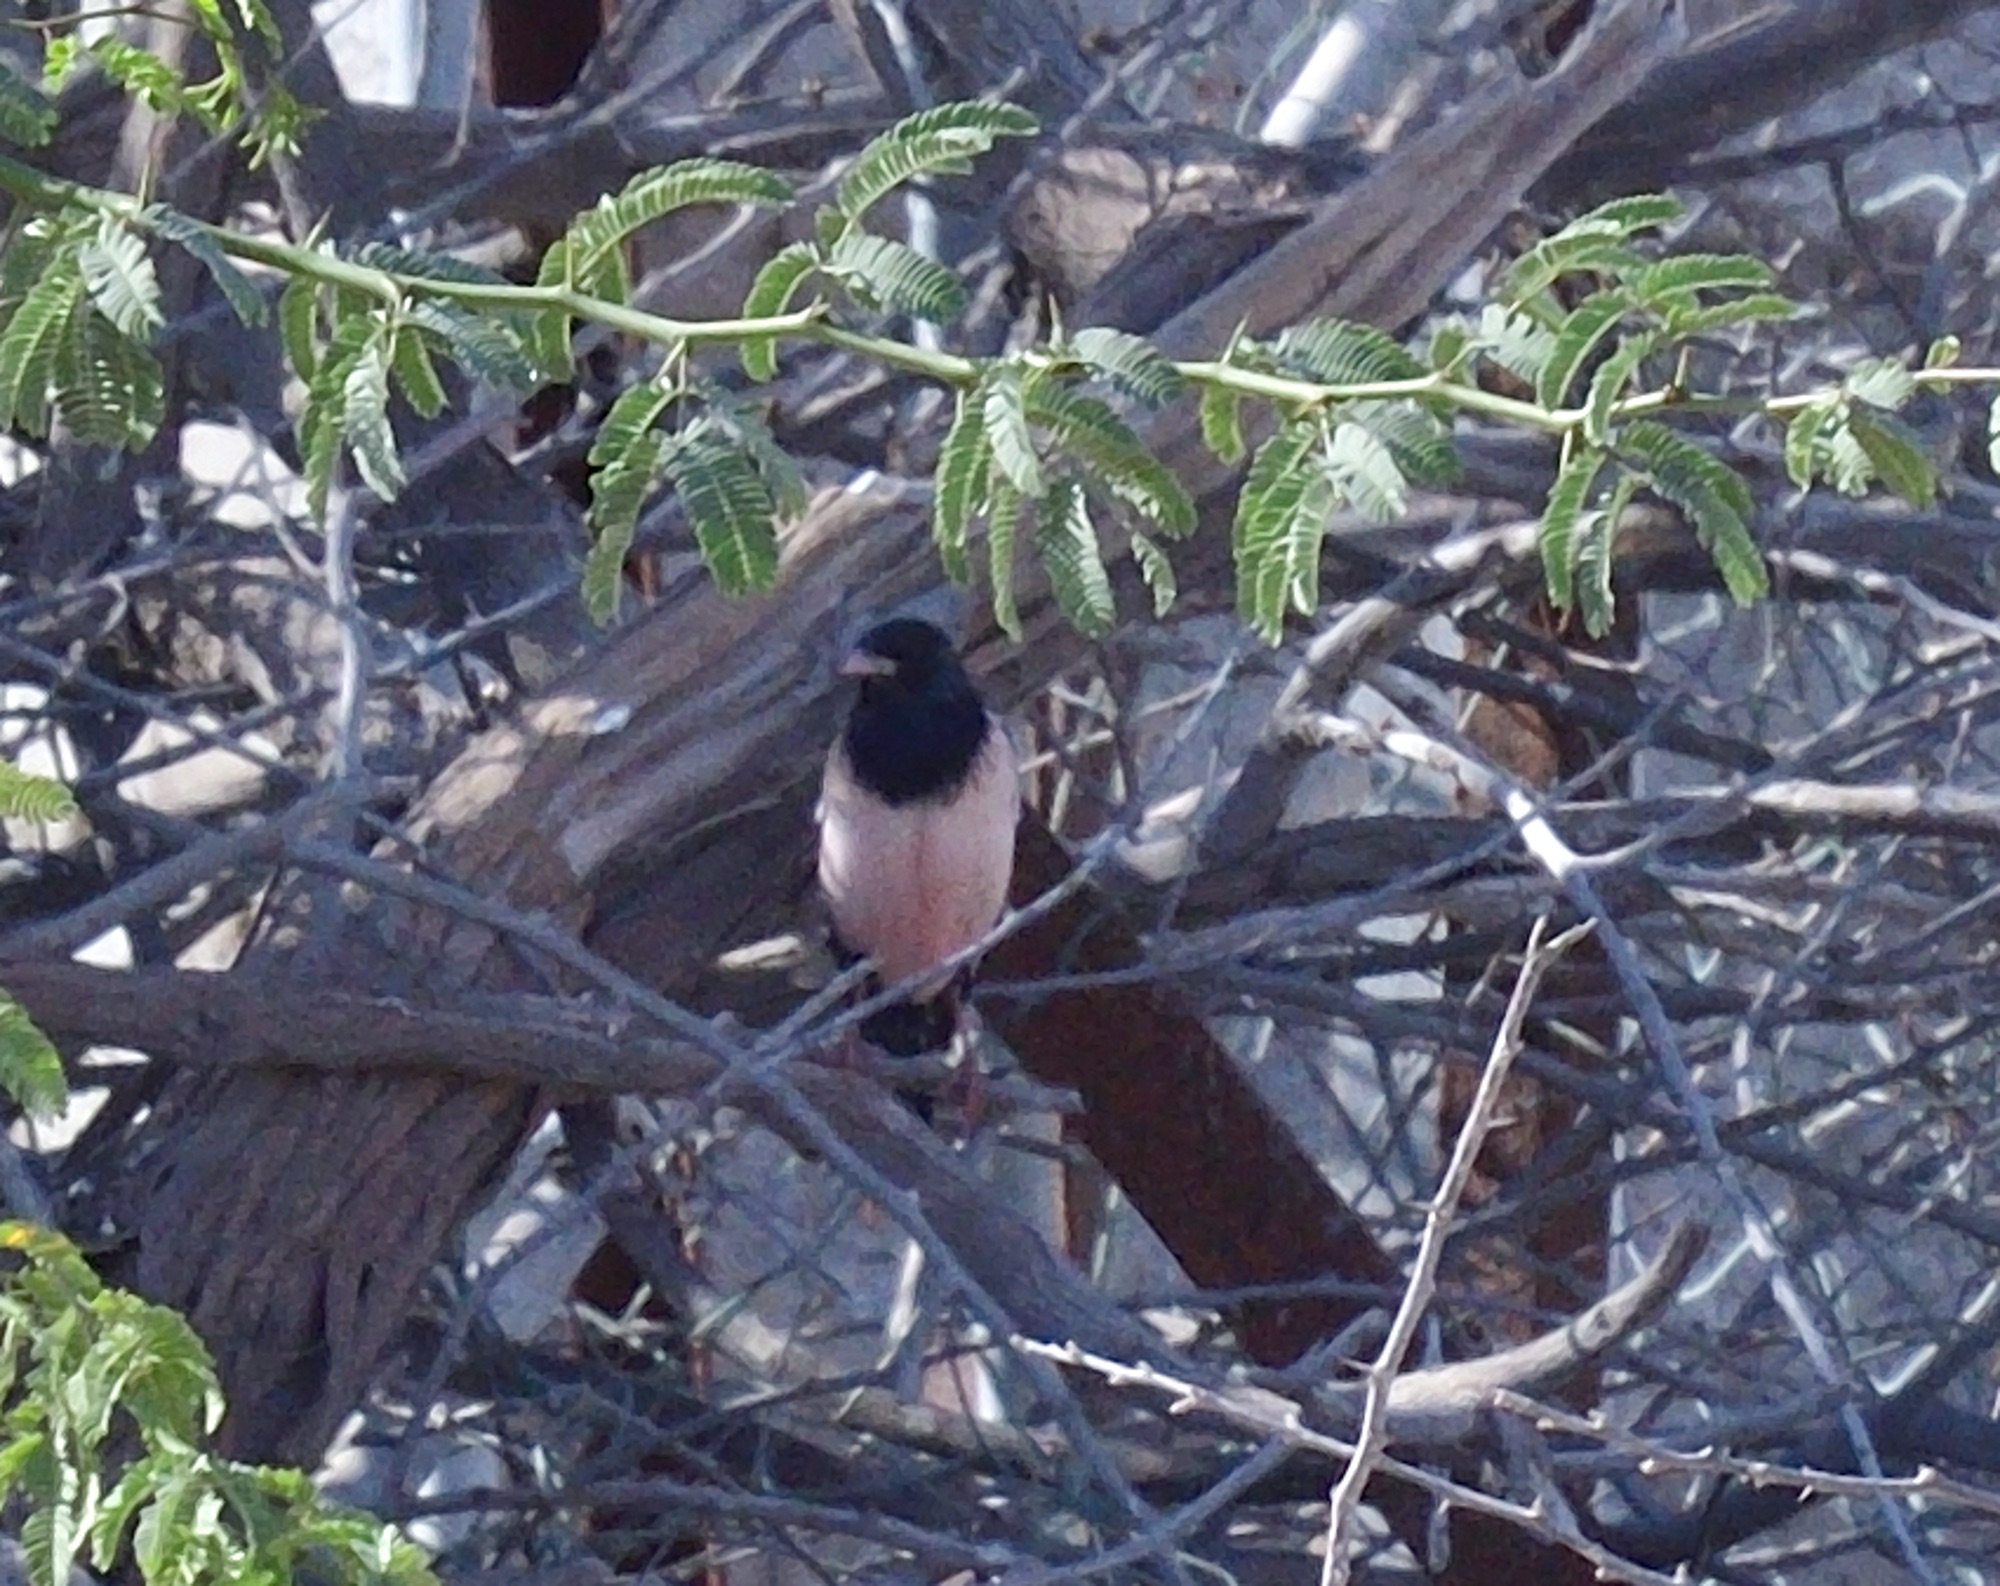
[10,1,2000,1584]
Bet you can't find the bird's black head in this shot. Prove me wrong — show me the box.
[839,618,990,806]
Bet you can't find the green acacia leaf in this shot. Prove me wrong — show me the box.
[557,158,793,305]
[1503,231,1648,312]
[740,241,820,380]
[390,325,448,419]
[1661,291,1798,339]
[1272,317,1426,386]
[582,428,668,626]
[987,479,1024,642]
[77,220,163,341]
[1630,252,1774,307]
[1347,401,1459,488]
[0,763,75,823]
[933,386,989,585]
[1566,192,1686,237]
[1783,394,1843,491]
[1067,326,1185,406]
[1131,530,1177,617]
[836,101,1039,222]
[1618,420,1766,604]
[0,259,84,439]
[1024,381,1195,536]
[1576,471,1638,638]
[1037,477,1116,637]
[54,305,164,451]
[1233,418,1325,642]
[1539,444,1605,611]
[145,206,266,327]
[341,333,404,500]
[824,232,967,322]
[1474,303,1556,387]
[662,429,779,597]
[0,61,56,148]
[1199,381,1246,463]
[403,300,538,392]
[983,367,1043,497]
[1537,291,1631,408]
[1847,404,1937,509]
[0,993,68,1123]
[1324,420,1406,523]
[277,277,319,382]
[1845,356,1917,412]
[1583,331,1659,443]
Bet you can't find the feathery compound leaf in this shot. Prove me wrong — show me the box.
[1324,420,1406,523]
[1576,472,1638,638]
[1539,444,1605,612]
[1199,381,1246,463]
[1629,252,1773,308]
[403,300,538,392]
[932,386,990,585]
[1783,394,1843,491]
[1618,420,1766,604]
[1233,418,1326,642]
[0,260,84,439]
[1037,477,1116,637]
[1845,356,1917,412]
[341,333,404,500]
[1583,331,1658,444]
[583,428,667,624]
[987,479,1024,642]
[1661,292,1798,339]
[1130,530,1177,617]
[1025,382,1195,536]
[824,232,967,322]
[590,379,679,474]
[562,160,792,297]
[983,367,1043,497]
[0,994,67,1124]
[351,242,510,286]
[78,219,163,339]
[1348,401,1460,487]
[1271,318,1426,387]
[1503,230,1647,312]
[1847,405,1937,509]
[0,763,75,823]
[1067,326,1185,406]
[0,62,54,148]
[278,276,319,382]
[740,241,820,381]
[145,206,265,326]
[1538,290,1630,408]
[836,101,1039,222]
[54,306,163,450]
[1474,303,1556,387]
[1567,193,1685,236]
[1825,419,1875,498]
[663,429,779,597]
[390,324,448,419]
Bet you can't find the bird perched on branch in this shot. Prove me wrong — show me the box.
[817,617,1020,1062]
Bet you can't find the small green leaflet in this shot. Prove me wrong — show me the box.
[1538,290,1630,409]
[340,334,403,499]
[824,232,967,323]
[1783,395,1844,491]
[1619,420,1766,604]
[1068,326,1184,406]
[1199,382,1246,463]
[1583,332,1658,443]
[1575,472,1638,638]
[661,428,779,597]
[739,242,820,381]
[1272,317,1427,387]
[982,367,1043,498]
[835,102,1039,224]
[145,206,267,326]
[987,480,1024,641]
[1539,443,1605,611]
[1037,478,1117,637]
[0,61,55,147]
[54,305,164,451]
[0,993,68,1124]
[1844,357,1917,412]
[0,763,76,823]
[1324,421,1406,523]
[1024,381,1195,536]
[1233,418,1325,642]
[1474,303,1556,387]
[77,220,163,340]
[932,386,988,585]
[1131,530,1177,617]
[1846,405,1937,509]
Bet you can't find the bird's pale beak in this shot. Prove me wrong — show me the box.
[840,651,898,678]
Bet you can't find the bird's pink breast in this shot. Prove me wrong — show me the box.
[817,722,1019,995]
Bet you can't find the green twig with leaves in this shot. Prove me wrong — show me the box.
[0,37,1981,645]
